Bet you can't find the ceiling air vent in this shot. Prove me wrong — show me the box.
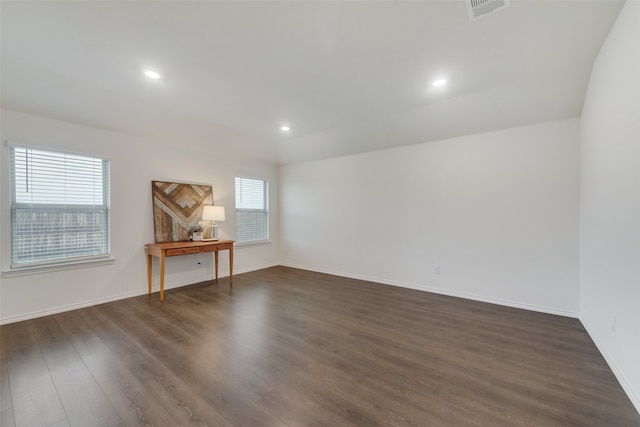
[466,0,510,21]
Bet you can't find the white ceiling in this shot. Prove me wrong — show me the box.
[1,1,623,164]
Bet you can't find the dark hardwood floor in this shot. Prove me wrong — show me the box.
[1,266,638,426]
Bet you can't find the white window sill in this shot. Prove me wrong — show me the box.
[235,240,272,248]
[2,257,116,278]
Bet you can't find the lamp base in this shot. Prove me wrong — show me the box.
[209,223,219,241]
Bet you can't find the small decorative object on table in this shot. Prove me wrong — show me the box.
[189,224,204,241]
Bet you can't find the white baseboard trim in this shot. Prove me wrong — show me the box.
[580,317,640,414]
[280,262,579,318]
[0,262,281,325]
[234,263,280,275]
[0,289,149,325]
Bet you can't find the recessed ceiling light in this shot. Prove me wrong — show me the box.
[432,79,447,87]
[280,126,291,131]
[144,70,161,79]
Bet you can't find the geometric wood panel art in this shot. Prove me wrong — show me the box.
[151,180,214,242]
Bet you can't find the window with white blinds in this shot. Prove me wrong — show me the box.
[235,177,268,244]
[9,145,110,268]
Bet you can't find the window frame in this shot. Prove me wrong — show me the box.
[6,142,112,271]
[234,175,270,246]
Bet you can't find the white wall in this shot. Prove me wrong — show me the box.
[280,119,580,316]
[579,1,640,412]
[0,109,279,324]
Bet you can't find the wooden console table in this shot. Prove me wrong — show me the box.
[145,240,234,301]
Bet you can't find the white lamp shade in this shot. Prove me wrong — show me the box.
[202,205,225,222]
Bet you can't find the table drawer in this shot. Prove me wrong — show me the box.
[166,247,201,256]
[210,242,233,251]
[202,244,232,252]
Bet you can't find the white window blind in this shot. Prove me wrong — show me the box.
[235,177,268,243]
[9,145,110,268]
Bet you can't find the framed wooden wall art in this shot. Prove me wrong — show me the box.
[151,180,213,242]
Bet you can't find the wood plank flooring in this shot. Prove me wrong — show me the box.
[1,266,638,426]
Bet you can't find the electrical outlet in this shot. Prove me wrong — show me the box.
[612,316,617,333]
[432,264,440,275]
[193,258,202,267]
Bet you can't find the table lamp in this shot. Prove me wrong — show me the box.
[202,205,225,240]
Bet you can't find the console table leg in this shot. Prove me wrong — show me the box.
[159,253,166,302]
[215,251,219,283]
[146,252,152,295]
[229,245,234,287]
